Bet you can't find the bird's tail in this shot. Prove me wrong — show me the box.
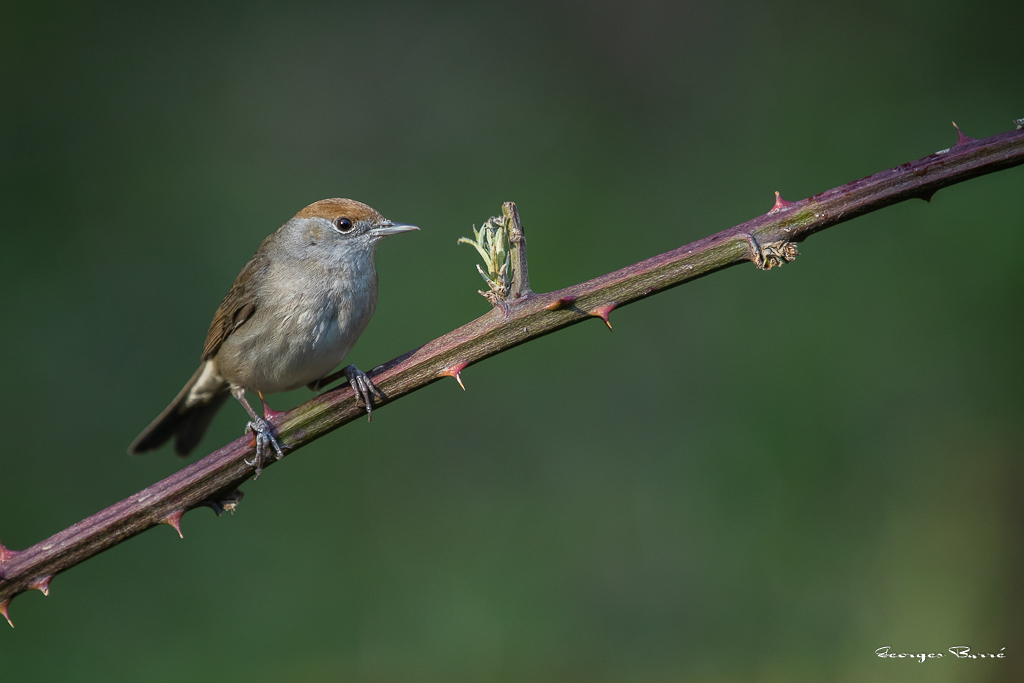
[129,363,230,456]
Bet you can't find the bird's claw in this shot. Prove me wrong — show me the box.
[343,364,383,422]
[243,417,284,480]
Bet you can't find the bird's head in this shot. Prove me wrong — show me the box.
[277,198,418,264]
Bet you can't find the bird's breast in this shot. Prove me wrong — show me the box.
[217,260,378,393]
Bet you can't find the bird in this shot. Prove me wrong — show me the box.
[128,198,418,477]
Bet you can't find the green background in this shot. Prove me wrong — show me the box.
[1,2,1022,681]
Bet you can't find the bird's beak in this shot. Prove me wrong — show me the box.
[372,221,419,237]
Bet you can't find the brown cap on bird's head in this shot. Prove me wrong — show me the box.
[294,198,384,225]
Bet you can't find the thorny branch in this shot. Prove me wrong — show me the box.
[2,120,1024,626]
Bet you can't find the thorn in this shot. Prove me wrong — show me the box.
[162,510,185,538]
[770,191,796,212]
[258,391,286,421]
[545,295,577,311]
[29,575,52,596]
[951,121,975,146]
[588,303,616,331]
[1,599,11,627]
[918,190,936,203]
[439,362,468,390]
[0,540,17,565]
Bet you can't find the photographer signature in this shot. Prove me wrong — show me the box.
[875,646,1006,663]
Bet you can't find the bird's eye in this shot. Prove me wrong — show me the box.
[334,217,354,233]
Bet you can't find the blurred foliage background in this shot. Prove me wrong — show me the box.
[1,1,1022,681]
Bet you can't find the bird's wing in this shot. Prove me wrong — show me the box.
[201,249,269,361]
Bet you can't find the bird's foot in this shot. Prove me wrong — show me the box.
[343,364,384,422]
[243,417,284,480]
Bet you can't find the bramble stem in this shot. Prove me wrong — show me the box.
[2,121,1023,624]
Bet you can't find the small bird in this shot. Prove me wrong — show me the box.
[129,198,418,476]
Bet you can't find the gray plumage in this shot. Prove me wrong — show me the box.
[129,198,417,462]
